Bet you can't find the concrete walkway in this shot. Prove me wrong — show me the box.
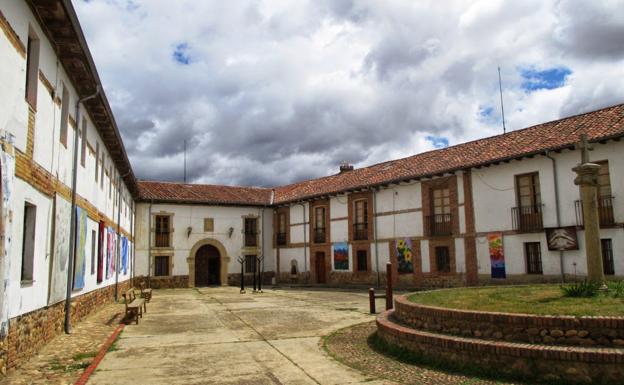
[88,287,396,385]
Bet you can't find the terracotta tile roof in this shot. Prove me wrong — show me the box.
[138,103,624,205]
[137,181,272,206]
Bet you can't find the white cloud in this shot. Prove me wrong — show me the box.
[74,0,624,186]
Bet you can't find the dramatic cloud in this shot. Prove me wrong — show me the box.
[74,0,624,187]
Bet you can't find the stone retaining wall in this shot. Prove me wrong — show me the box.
[394,295,624,348]
[133,275,189,289]
[377,310,624,384]
[1,280,131,374]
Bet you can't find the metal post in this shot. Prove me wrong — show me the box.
[385,262,393,310]
[369,288,376,314]
[237,256,245,294]
[257,255,264,293]
[252,257,257,293]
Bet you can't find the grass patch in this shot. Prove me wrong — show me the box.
[72,351,97,361]
[408,284,624,316]
[107,329,123,352]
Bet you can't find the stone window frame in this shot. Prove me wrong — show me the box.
[151,211,175,249]
[152,252,174,278]
[242,252,258,275]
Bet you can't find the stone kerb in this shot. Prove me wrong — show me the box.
[376,310,624,384]
[394,294,624,347]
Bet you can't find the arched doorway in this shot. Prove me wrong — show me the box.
[195,244,221,286]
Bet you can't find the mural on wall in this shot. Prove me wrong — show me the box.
[73,207,87,290]
[488,232,506,279]
[395,238,414,274]
[333,242,349,270]
[546,227,579,251]
[0,151,15,337]
[49,195,72,305]
[97,221,105,283]
[106,227,116,279]
[121,236,128,275]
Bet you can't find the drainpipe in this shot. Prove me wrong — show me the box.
[546,151,565,283]
[131,200,135,282]
[372,187,380,287]
[298,202,308,283]
[147,199,153,288]
[115,171,131,301]
[65,86,100,334]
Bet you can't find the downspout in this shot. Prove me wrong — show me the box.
[131,200,135,282]
[546,151,565,283]
[372,187,380,287]
[65,86,100,334]
[298,202,308,283]
[114,171,131,301]
[147,199,153,287]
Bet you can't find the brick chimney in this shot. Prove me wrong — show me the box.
[339,161,354,173]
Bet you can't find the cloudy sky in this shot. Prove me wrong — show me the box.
[74,0,624,187]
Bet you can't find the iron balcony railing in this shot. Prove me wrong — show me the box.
[276,232,287,246]
[425,214,452,236]
[574,196,615,227]
[511,205,544,232]
[353,223,368,241]
[313,228,326,243]
[154,231,170,247]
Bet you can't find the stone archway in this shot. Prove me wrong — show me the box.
[187,239,230,287]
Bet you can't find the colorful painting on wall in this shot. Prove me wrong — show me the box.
[97,221,105,283]
[333,242,349,270]
[49,195,71,305]
[72,207,87,290]
[546,227,579,251]
[121,236,128,275]
[396,238,414,274]
[488,232,506,278]
[106,227,116,279]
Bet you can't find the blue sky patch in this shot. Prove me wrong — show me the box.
[479,106,494,118]
[173,43,191,65]
[520,66,571,92]
[426,135,449,149]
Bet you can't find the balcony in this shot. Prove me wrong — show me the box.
[425,214,452,236]
[244,231,257,247]
[574,196,615,227]
[353,223,368,241]
[154,231,170,248]
[276,232,287,246]
[511,205,543,232]
[313,228,326,243]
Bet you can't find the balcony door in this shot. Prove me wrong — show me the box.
[431,187,451,235]
[515,173,542,231]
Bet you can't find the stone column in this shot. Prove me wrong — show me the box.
[573,163,604,284]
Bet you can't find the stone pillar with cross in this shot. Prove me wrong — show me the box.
[572,134,604,284]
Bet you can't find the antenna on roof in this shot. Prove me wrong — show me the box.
[183,139,187,183]
[498,66,506,134]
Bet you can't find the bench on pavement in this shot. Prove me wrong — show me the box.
[123,289,146,324]
[139,282,152,302]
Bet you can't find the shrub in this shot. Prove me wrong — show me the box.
[560,281,600,297]
[607,280,624,298]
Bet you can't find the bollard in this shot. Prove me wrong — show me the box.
[369,288,376,314]
[385,262,393,310]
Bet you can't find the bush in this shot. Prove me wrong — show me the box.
[607,280,624,298]
[560,281,600,297]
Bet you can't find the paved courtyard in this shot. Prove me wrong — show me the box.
[88,287,394,385]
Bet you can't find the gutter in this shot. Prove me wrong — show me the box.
[65,86,100,334]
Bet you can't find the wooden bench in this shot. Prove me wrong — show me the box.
[123,289,146,324]
[139,282,152,303]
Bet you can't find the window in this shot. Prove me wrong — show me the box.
[277,212,287,246]
[25,30,40,109]
[59,84,70,147]
[21,203,36,282]
[602,239,615,275]
[244,217,257,247]
[245,255,257,273]
[525,242,542,274]
[154,256,169,276]
[356,250,368,272]
[155,215,170,247]
[429,188,451,235]
[353,200,368,240]
[435,246,451,273]
[91,229,96,275]
[314,207,326,243]
[80,117,87,167]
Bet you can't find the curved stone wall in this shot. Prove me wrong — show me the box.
[377,310,624,384]
[394,295,624,347]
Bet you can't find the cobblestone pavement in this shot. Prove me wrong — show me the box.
[0,302,125,385]
[324,321,523,385]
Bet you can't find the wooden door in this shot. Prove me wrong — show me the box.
[315,251,326,284]
[195,245,220,287]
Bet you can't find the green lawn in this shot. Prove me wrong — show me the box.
[407,284,624,317]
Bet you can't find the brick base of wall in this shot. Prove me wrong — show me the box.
[1,280,132,374]
[377,310,624,384]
